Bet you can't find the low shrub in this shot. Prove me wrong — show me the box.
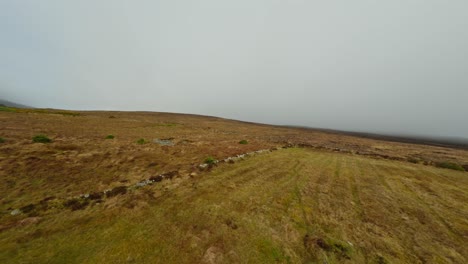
[20,204,36,214]
[32,135,52,143]
[88,192,103,200]
[0,137,5,143]
[239,140,248,145]
[436,162,465,171]
[136,138,146,144]
[204,157,216,165]
[106,186,127,197]
[105,135,115,139]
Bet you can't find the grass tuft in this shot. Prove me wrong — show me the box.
[136,138,146,144]
[0,137,5,143]
[32,135,52,143]
[407,157,419,164]
[105,135,115,139]
[204,156,216,165]
[239,139,249,144]
[436,162,465,171]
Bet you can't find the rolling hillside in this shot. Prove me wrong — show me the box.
[0,108,467,263]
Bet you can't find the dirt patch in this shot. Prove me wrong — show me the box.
[106,186,127,198]
[18,217,41,226]
[162,171,179,179]
[149,175,163,182]
[89,192,104,200]
[63,198,89,211]
[20,204,36,214]
[225,219,238,230]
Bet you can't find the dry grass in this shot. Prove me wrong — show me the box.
[0,149,467,263]
[0,109,467,263]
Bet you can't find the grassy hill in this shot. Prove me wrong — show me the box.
[0,109,467,263]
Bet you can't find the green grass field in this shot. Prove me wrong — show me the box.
[1,148,466,263]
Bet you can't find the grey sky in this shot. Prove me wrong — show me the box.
[1,1,467,138]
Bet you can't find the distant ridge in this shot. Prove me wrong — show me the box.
[0,99,31,108]
[285,125,468,150]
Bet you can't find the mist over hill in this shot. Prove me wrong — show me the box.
[2,1,468,139]
[0,99,30,108]
[285,125,468,150]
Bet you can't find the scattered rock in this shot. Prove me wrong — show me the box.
[202,246,224,264]
[10,209,21,216]
[6,147,282,217]
[179,139,194,144]
[136,181,148,187]
[154,138,174,146]
[149,175,163,182]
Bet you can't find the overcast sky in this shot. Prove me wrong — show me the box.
[1,1,467,138]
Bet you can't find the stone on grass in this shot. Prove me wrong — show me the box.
[10,209,21,216]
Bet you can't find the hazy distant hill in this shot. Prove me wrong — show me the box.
[285,125,468,150]
[0,99,30,108]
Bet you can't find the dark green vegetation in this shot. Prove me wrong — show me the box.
[136,138,146,144]
[0,106,16,112]
[436,162,466,171]
[204,156,217,165]
[105,134,115,139]
[32,135,52,143]
[239,140,248,145]
[0,137,5,143]
[0,149,466,263]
